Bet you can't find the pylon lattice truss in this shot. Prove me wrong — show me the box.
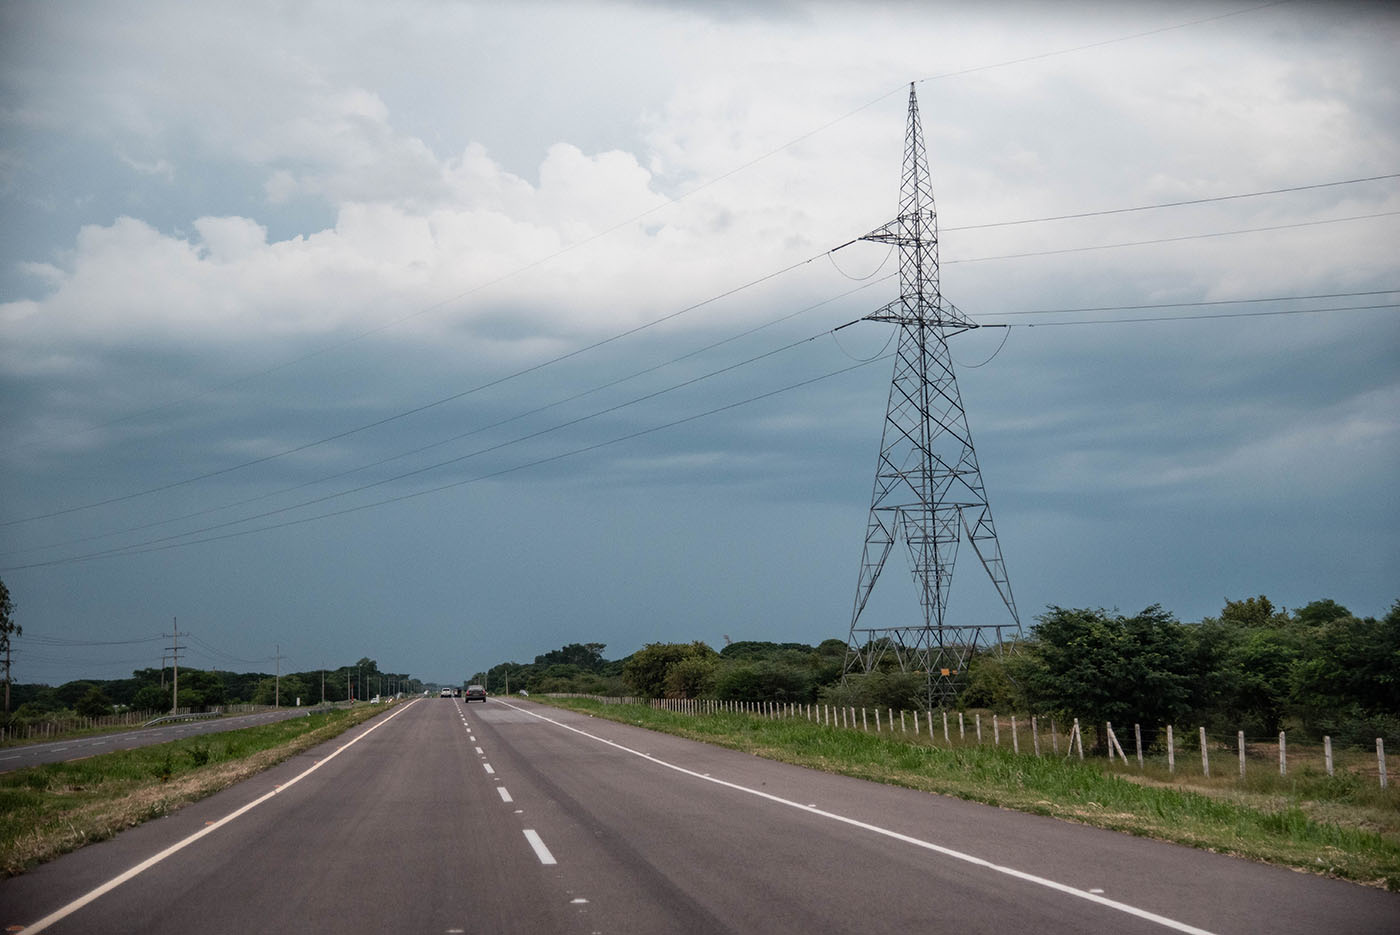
[844,83,1021,707]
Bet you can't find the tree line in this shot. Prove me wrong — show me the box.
[476,596,1399,746]
[5,656,422,723]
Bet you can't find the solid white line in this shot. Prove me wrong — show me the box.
[500,701,1218,935]
[21,700,421,934]
[497,787,514,803]
[522,829,557,865]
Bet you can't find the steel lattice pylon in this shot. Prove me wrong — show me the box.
[843,83,1021,708]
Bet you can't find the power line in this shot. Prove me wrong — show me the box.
[18,634,165,647]
[979,288,1400,317]
[1013,302,1400,327]
[4,353,892,570]
[3,317,868,569]
[3,275,894,561]
[943,173,1400,232]
[946,210,1400,264]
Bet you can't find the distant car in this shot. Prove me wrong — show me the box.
[439,687,453,698]
[464,685,487,702]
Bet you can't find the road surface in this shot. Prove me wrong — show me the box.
[2,697,1394,933]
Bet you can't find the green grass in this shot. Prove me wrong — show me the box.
[543,698,1400,890]
[0,703,388,876]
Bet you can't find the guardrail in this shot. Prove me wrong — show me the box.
[141,711,222,727]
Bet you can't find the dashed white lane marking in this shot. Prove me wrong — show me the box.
[499,700,1218,935]
[523,829,557,865]
[475,746,483,754]
[498,787,514,803]
[483,763,495,775]
[20,699,422,934]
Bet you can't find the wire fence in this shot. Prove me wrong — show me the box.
[557,695,1393,789]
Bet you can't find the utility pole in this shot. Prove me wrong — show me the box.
[321,666,325,705]
[273,642,284,708]
[167,618,181,714]
[843,84,1021,708]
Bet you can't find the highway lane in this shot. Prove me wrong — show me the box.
[2,697,1394,934]
[0,705,356,772]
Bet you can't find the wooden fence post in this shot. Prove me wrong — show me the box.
[943,710,950,742]
[1011,716,1019,754]
[1379,738,1388,789]
[959,711,965,740]
[1279,731,1287,777]
[1032,716,1041,757]
[874,708,881,732]
[993,715,1000,746]
[1052,719,1059,755]
[1200,727,1210,778]
[1167,725,1175,773]
[1106,722,1127,763]
[1324,736,1333,777]
[975,713,982,743]
[1134,723,1143,768]
[1238,731,1246,778]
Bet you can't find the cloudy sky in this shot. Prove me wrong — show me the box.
[2,0,1397,686]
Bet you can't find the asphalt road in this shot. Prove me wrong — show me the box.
[2,697,1394,934]
[0,705,352,772]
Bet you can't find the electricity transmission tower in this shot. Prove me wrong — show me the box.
[843,83,1021,708]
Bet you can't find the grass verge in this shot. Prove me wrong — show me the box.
[0,703,389,876]
[542,698,1400,891]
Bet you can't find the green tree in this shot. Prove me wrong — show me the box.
[1022,605,1194,750]
[1293,601,1400,740]
[713,660,814,703]
[535,643,607,671]
[76,685,114,719]
[133,683,169,712]
[1293,599,1351,628]
[622,642,718,698]
[1219,595,1288,629]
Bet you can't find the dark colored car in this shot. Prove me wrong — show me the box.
[464,684,487,702]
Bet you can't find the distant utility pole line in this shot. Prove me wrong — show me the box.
[843,83,1022,709]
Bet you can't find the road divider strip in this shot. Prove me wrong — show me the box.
[503,700,1217,935]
